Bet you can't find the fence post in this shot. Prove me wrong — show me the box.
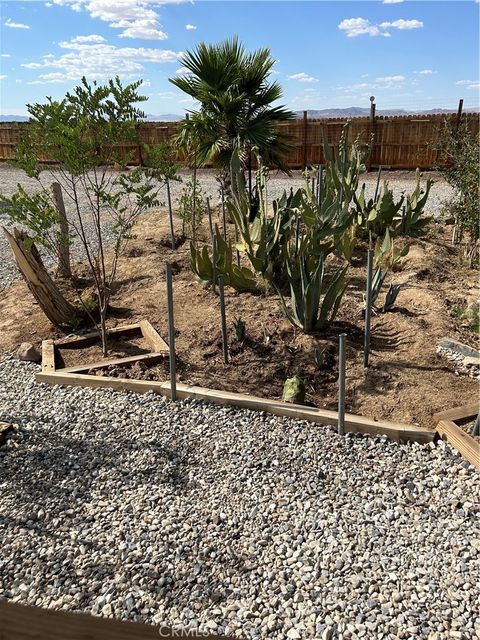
[50,182,71,279]
[302,110,308,170]
[218,275,229,365]
[338,333,346,435]
[363,249,374,368]
[456,98,464,129]
[165,262,177,401]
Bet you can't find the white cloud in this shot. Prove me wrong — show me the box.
[175,66,190,75]
[70,34,106,43]
[157,91,178,98]
[45,2,53,6]
[288,72,319,83]
[383,0,404,4]
[339,16,423,37]
[185,24,196,30]
[338,18,384,38]
[22,37,181,84]
[4,18,30,29]
[379,19,423,30]
[456,79,480,89]
[414,69,436,75]
[1,54,11,58]
[52,0,188,40]
[376,75,406,85]
[0,75,7,80]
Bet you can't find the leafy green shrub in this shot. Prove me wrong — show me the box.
[435,118,479,243]
[179,177,207,241]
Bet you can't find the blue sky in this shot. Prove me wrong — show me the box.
[0,1,479,116]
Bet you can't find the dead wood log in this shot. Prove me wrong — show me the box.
[3,226,77,328]
[50,182,72,279]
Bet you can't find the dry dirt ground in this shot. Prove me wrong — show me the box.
[0,208,478,429]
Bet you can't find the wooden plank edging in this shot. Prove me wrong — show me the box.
[436,419,480,469]
[0,601,227,640]
[432,403,479,426]
[35,371,434,443]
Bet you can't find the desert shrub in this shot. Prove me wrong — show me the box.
[1,77,160,354]
[179,177,207,240]
[436,118,479,242]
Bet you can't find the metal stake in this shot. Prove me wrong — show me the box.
[338,333,346,435]
[318,165,323,207]
[220,187,227,241]
[218,275,229,364]
[206,197,214,246]
[165,262,176,401]
[374,166,382,203]
[363,249,374,368]
[212,234,217,295]
[166,178,175,250]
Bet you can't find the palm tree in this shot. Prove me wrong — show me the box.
[169,37,294,196]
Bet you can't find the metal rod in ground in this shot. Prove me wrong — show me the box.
[165,262,176,401]
[401,205,406,234]
[294,217,301,257]
[311,177,316,199]
[166,179,175,250]
[318,165,323,207]
[218,275,229,365]
[338,333,347,435]
[374,166,382,203]
[473,413,480,437]
[206,197,214,245]
[234,225,240,267]
[363,249,374,368]
[220,186,227,241]
[212,234,217,295]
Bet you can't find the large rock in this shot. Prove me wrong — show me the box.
[282,376,305,404]
[438,337,479,360]
[17,342,41,363]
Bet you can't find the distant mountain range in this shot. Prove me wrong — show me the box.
[1,106,477,123]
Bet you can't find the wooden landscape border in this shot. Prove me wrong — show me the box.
[36,332,434,443]
[0,602,227,640]
[43,320,169,375]
[433,404,479,469]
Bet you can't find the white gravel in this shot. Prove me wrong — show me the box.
[0,164,452,289]
[0,355,478,639]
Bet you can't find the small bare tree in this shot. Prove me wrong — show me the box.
[1,77,160,355]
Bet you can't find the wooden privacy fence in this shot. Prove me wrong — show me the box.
[0,112,478,170]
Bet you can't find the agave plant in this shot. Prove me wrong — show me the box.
[190,226,257,291]
[394,170,433,236]
[227,151,299,289]
[355,181,405,239]
[374,227,410,271]
[277,241,348,332]
[381,283,401,312]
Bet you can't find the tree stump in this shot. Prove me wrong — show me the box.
[3,226,77,328]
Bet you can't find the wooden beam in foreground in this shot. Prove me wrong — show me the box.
[432,403,479,426]
[139,319,169,352]
[58,351,168,374]
[41,339,55,373]
[0,602,226,640]
[436,419,480,469]
[35,371,434,443]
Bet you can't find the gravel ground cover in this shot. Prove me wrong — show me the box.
[0,164,452,289]
[0,355,478,639]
